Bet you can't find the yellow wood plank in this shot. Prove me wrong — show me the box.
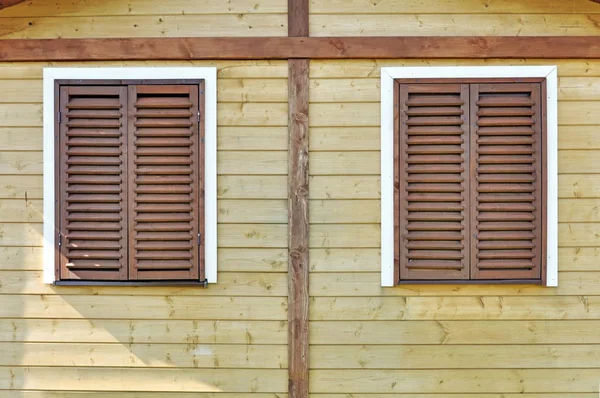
[217,200,287,223]
[218,224,287,248]
[0,247,43,271]
[309,103,378,127]
[310,79,379,102]
[311,344,600,369]
[558,126,600,149]
[218,248,287,272]
[310,152,379,175]
[309,60,600,78]
[0,199,42,222]
[0,81,42,103]
[310,224,380,248]
[0,295,287,320]
[0,128,42,151]
[310,296,600,320]
[309,369,598,393]
[217,127,287,150]
[219,79,287,103]
[311,320,600,345]
[559,199,600,222]
[0,15,287,39]
[559,247,600,271]
[0,223,42,247]
[310,127,379,151]
[309,272,600,296]
[0,151,42,175]
[218,151,287,175]
[0,104,41,127]
[559,150,600,173]
[0,394,288,398]
[0,367,286,392]
[310,200,379,223]
[559,77,600,100]
[218,103,287,126]
[0,61,288,80]
[0,319,287,344]
[559,175,600,198]
[559,223,600,246]
[310,394,595,398]
[0,271,287,296]
[309,176,380,199]
[558,102,600,125]
[310,14,600,36]
[217,176,287,199]
[0,342,287,368]
[0,0,287,17]
[0,175,42,199]
[310,248,379,272]
[310,0,600,14]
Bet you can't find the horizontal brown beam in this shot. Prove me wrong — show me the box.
[1,36,600,61]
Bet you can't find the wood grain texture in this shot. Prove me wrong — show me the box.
[289,0,309,36]
[2,37,600,61]
[288,58,309,398]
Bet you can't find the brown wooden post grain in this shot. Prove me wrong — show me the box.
[288,0,309,37]
[0,0,25,9]
[288,58,309,398]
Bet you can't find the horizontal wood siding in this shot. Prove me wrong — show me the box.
[0,0,287,38]
[308,59,600,396]
[310,0,600,36]
[0,60,288,394]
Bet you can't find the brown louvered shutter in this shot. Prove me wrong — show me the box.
[470,83,544,280]
[397,83,470,281]
[58,86,128,280]
[128,84,203,280]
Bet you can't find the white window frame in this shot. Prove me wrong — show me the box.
[42,67,218,284]
[380,66,558,287]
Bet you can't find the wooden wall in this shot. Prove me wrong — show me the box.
[310,0,600,36]
[308,58,600,397]
[0,0,287,38]
[0,60,290,395]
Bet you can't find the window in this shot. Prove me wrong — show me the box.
[381,66,558,286]
[43,68,217,285]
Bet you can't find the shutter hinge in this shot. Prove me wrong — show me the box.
[197,232,201,245]
[58,233,62,247]
[57,111,61,124]
[197,111,200,123]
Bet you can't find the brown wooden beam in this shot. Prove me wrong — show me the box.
[2,36,600,61]
[288,58,309,398]
[0,0,25,9]
[288,0,309,37]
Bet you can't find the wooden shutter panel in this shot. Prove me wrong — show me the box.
[397,83,470,281]
[58,86,128,280]
[128,84,203,280]
[470,83,544,280]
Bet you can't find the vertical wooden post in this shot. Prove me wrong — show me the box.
[288,0,309,397]
[288,58,309,398]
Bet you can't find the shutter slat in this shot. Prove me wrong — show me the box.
[128,84,202,281]
[471,83,543,280]
[59,86,128,281]
[398,83,470,281]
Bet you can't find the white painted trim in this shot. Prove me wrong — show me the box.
[380,66,558,287]
[43,67,218,284]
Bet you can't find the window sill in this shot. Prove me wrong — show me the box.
[54,280,209,287]
[396,279,544,286]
